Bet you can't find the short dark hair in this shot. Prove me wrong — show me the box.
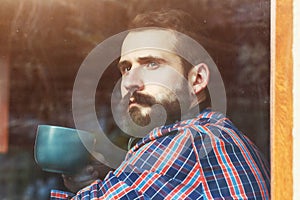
[128,9,201,40]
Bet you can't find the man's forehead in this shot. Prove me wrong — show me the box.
[121,29,178,56]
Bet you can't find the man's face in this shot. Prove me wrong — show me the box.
[118,29,193,128]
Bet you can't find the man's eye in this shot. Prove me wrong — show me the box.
[145,62,159,69]
[121,66,131,74]
[125,66,132,72]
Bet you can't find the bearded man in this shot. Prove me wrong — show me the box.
[51,9,270,200]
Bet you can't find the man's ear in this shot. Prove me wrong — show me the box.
[188,63,210,95]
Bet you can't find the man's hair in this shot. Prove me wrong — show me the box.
[128,9,211,73]
[128,9,201,41]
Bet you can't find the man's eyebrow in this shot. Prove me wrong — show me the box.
[117,56,167,69]
[117,60,131,70]
[137,56,167,64]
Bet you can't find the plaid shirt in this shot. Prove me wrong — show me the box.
[51,109,270,199]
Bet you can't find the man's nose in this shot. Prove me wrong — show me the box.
[122,68,144,93]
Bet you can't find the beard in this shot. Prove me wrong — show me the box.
[128,91,182,127]
[113,81,195,137]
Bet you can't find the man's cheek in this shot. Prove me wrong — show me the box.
[155,89,178,103]
[120,85,127,97]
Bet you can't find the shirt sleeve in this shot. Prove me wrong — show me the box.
[50,129,203,200]
[51,164,201,200]
[50,190,74,199]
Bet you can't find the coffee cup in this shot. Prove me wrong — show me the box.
[34,125,95,174]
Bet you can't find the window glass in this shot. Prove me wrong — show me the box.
[0,0,270,199]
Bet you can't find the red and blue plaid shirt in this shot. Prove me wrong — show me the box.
[51,109,270,199]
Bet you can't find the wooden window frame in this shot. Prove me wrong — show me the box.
[271,0,294,199]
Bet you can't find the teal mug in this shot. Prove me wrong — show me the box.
[34,125,95,174]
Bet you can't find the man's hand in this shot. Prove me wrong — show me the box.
[62,161,112,193]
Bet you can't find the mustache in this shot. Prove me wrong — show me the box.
[121,91,157,106]
[130,91,157,106]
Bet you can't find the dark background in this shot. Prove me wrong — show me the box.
[0,0,270,199]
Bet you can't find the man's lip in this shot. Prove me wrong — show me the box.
[128,101,148,108]
[128,102,138,109]
[129,101,145,107]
